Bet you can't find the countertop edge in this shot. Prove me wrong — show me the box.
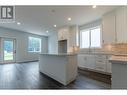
[109,56,127,64]
[39,53,77,56]
[109,60,127,64]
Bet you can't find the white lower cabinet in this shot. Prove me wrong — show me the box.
[95,55,107,72]
[77,54,88,68]
[87,55,95,70]
[78,54,112,74]
[77,54,95,70]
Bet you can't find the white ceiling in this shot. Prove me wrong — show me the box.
[0,6,118,36]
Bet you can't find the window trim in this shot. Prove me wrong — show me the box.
[28,36,42,53]
[80,26,101,49]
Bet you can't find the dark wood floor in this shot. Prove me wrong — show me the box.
[0,62,111,89]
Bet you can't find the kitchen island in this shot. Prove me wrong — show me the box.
[39,53,77,85]
[109,55,127,89]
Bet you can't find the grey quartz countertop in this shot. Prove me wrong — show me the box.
[78,52,113,55]
[40,53,77,56]
[109,55,127,64]
[78,52,127,56]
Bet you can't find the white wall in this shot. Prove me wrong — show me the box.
[0,27,48,63]
[68,25,79,51]
[48,32,58,54]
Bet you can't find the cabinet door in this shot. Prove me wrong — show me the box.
[58,29,69,41]
[58,31,63,40]
[102,11,116,44]
[77,55,84,67]
[78,54,95,70]
[77,54,87,68]
[62,30,68,40]
[69,26,78,47]
[116,7,127,43]
[87,55,95,70]
[78,55,85,67]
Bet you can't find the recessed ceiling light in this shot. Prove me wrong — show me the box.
[68,17,71,21]
[17,22,21,25]
[54,25,56,27]
[46,31,49,33]
[92,5,97,8]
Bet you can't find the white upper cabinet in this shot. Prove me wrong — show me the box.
[58,27,69,41]
[58,30,63,40]
[68,25,78,47]
[102,7,127,44]
[57,25,79,53]
[102,11,116,44]
[116,7,127,43]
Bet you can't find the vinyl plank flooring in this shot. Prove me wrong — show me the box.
[0,62,111,89]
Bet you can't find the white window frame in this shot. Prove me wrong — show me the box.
[28,36,42,53]
[80,26,101,49]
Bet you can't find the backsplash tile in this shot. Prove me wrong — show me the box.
[79,43,127,54]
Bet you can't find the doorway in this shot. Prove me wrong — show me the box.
[0,38,16,63]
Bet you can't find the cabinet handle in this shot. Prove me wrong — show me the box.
[103,40,104,43]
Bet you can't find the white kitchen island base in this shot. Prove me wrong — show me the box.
[39,54,77,85]
[109,55,127,89]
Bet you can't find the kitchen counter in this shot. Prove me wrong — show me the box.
[109,55,127,89]
[109,55,127,64]
[79,52,113,55]
[79,51,127,56]
[40,53,77,56]
[39,53,77,85]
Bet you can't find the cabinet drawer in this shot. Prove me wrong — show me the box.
[77,55,88,68]
[95,59,106,63]
[95,55,107,59]
[95,62,106,72]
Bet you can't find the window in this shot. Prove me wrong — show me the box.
[80,30,90,48]
[91,27,101,47]
[28,37,41,52]
[80,26,101,48]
